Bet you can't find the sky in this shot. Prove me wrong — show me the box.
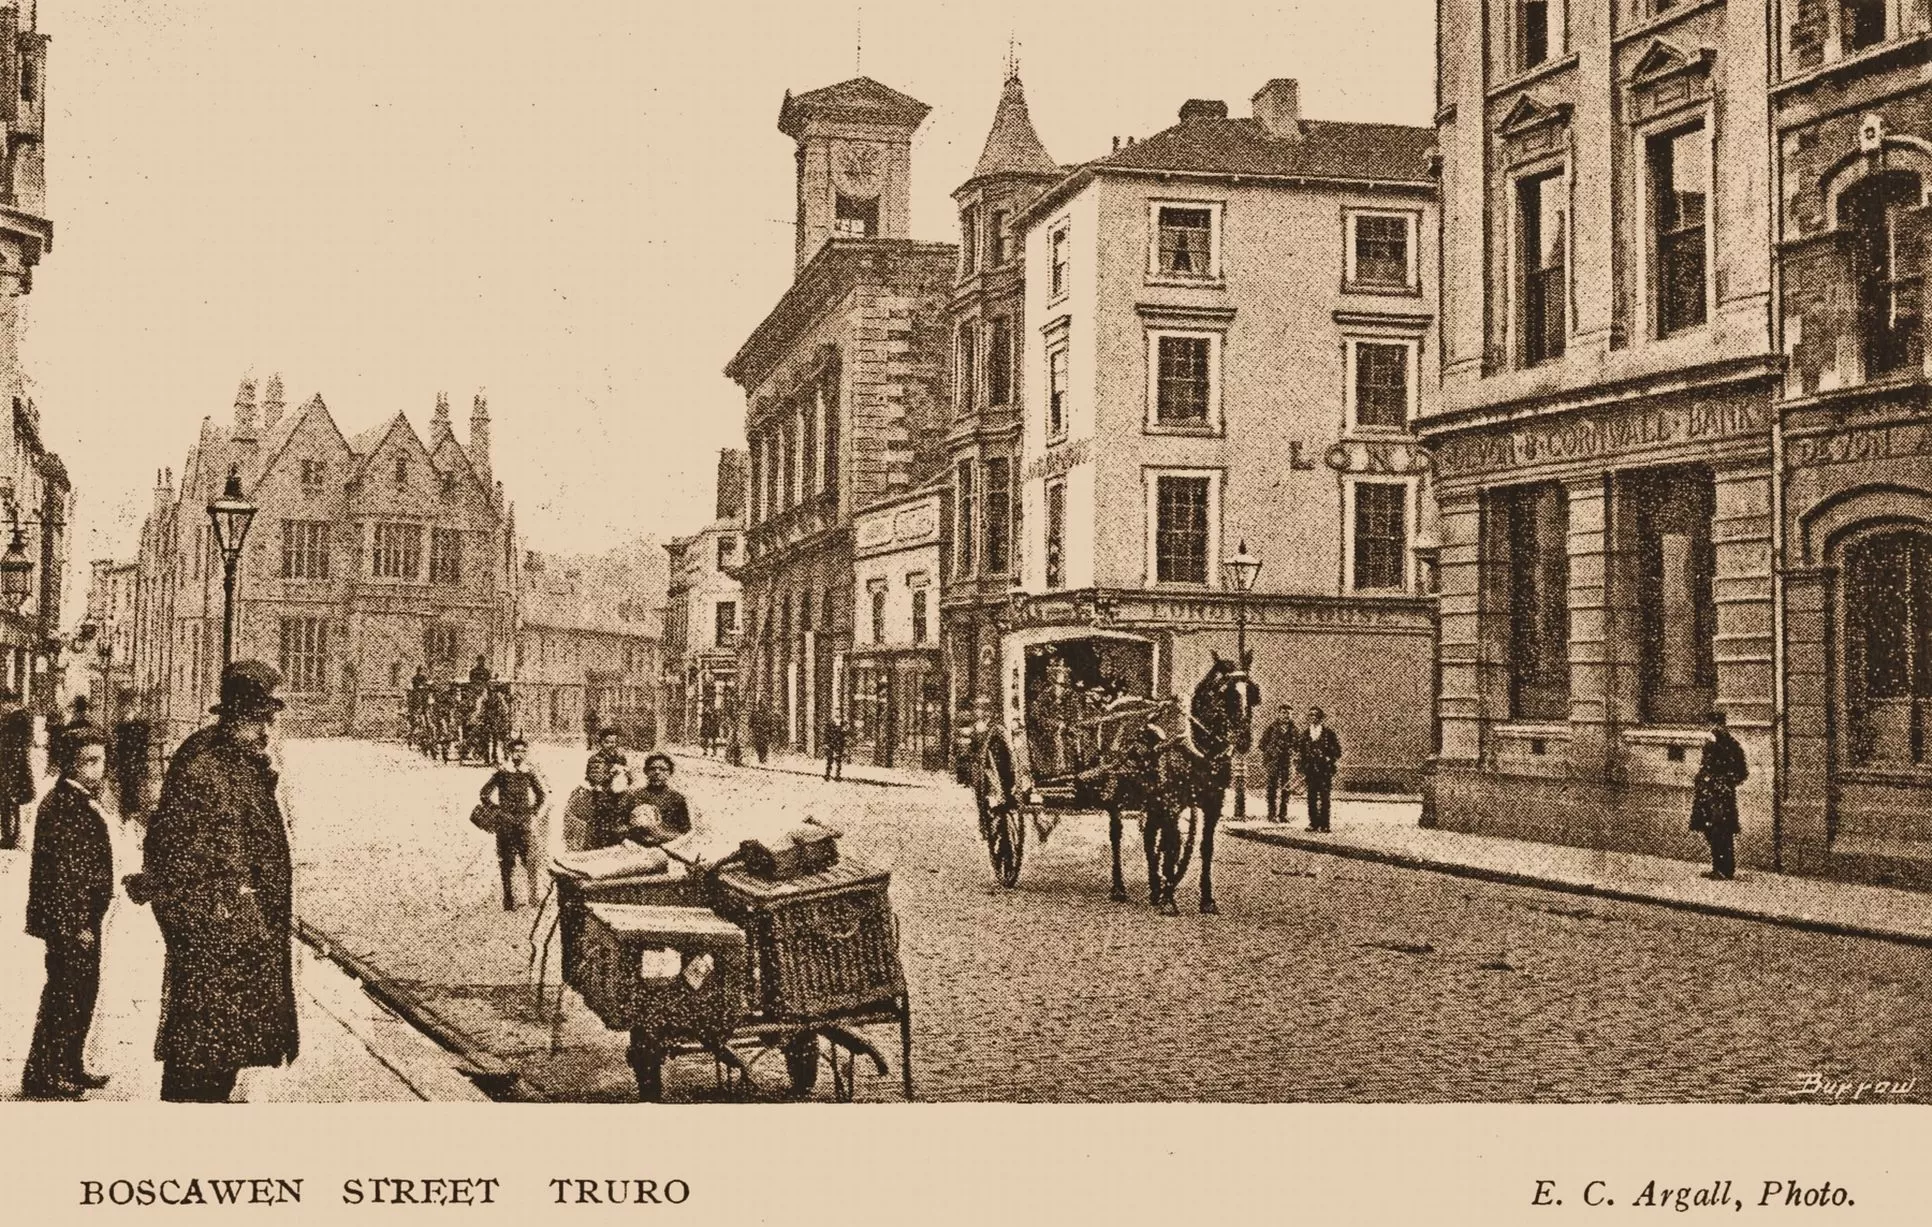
[26,0,1434,598]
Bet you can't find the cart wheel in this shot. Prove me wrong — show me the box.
[784,1032,820,1096]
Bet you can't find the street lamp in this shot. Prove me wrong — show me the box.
[0,526,31,613]
[206,464,258,669]
[1222,539,1262,819]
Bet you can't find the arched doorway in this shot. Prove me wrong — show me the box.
[1836,523,1932,842]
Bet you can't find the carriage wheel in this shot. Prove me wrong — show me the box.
[783,1032,820,1096]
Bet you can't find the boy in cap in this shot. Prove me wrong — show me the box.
[479,737,546,909]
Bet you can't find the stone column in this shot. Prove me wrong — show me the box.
[1780,563,1837,867]
[1563,474,1615,775]
[1434,485,1491,765]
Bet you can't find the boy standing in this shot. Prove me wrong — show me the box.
[479,738,546,909]
[23,728,115,1098]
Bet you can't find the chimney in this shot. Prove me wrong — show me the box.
[232,377,258,441]
[262,372,285,430]
[469,390,492,482]
[430,390,455,449]
[1178,99,1228,123]
[1252,79,1302,140]
[1112,136,1120,152]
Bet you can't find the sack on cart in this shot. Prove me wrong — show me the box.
[737,820,842,881]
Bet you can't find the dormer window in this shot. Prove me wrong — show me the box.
[394,456,409,487]
[989,210,1009,266]
[960,208,979,275]
[440,471,456,496]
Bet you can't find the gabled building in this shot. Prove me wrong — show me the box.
[513,541,663,745]
[661,448,745,744]
[1004,81,1442,791]
[131,379,514,742]
[724,77,956,758]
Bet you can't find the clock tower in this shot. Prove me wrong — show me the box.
[777,77,930,275]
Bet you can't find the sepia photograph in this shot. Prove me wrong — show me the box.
[0,0,1928,1218]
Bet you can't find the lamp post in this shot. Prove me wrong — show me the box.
[206,465,258,669]
[1222,539,1262,819]
[0,524,31,614]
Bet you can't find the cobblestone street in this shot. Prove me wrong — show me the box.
[287,738,1932,1103]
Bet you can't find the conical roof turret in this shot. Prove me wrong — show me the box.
[972,72,1057,180]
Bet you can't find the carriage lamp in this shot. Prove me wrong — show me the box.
[1222,540,1262,819]
[206,464,258,668]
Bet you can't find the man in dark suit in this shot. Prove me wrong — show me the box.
[0,688,36,848]
[135,661,299,1103]
[1689,709,1749,881]
[22,727,115,1098]
[1297,707,1343,833]
[1257,704,1299,822]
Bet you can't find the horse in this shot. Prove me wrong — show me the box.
[1103,650,1260,915]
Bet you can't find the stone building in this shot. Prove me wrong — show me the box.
[661,449,745,744]
[724,77,956,758]
[847,477,947,768]
[942,70,1067,737]
[0,5,68,708]
[1425,5,1784,867]
[1007,80,1441,791]
[512,541,662,745]
[1769,1,1932,882]
[131,381,513,743]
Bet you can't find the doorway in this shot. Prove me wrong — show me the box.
[1836,525,1932,841]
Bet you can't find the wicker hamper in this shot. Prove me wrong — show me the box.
[711,861,905,1019]
[569,903,748,1042]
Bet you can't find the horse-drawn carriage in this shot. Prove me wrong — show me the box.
[968,629,1258,915]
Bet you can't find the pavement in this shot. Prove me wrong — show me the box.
[1224,798,1932,949]
[662,740,945,790]
[0,789,489,1103]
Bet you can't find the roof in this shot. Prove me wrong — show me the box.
[519,542,667,638]
[778,77,930,138]
[970,74,1057,181]
[1017,113,1436,229]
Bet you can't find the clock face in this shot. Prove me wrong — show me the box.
[836,142,881,193]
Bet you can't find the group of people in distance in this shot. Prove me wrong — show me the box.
[407,658,514,766]
[1254,705,1344,831]
[472,725,692,911]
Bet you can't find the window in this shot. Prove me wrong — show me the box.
[957,323,978,411]
[278,617,330,693]
[1154,335,1213,425]
[390,661,402,688]
[1499,483,1570,722]
[1351,482,1409,591]
[1520,0,1565,70]
[19,56,35,105]
[960,209,978,275]
[835,193,877,239]
[717,535,736,571]
[1154,475,1212,585]
[782,418,797,509]
[1050,225,1070,297]
[1627,466,1716,725]
[823,372,841,499]
[1044,479,1067,589]
[1047,343,1069,438]
[715,601,738,647]
[1156,206,1214,277]
[1351,340,1412,429]
[423,623,460,666]
[371,522,423,579]
[1651,124,1708,336]
[912,586,929,645]
[1840,170,1925,379]
[1520,172,1567,366]
[1843,0,1888,52]
[870,584,887,645]
[429,528,463,584]
[984,457,1011,574]
[989,209,1009,266]
[394,456,409,487]
[988,317,1012,406]
[280,520,330,580]
[1846,529,1932,767]
[300,459,326,487]
[801,398,818,496]
[1350,212,1414,288]
[956,460,977,576]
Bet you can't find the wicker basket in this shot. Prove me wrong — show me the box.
[712,861,905,1019]
[569,903,748,1040]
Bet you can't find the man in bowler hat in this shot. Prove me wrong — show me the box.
[1689,710,1749,880]
[21,727,116,1098]
[135,661,299,1102]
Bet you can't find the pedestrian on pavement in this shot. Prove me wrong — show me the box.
[619,752,692,846]
[134,660,300,1103]
[51,695,97,777]
[482,684,512,766]
[750,706,769,764]
[1690,710,1749,881]
[469,655,492,688]
[583,704,601,751]
[21,727,115,1099]
[1297,707,1342,833]
[0,688,36,849]
[1257,703,1299,822]
[823,719,847,781]
[697,708,716,757]
[478,738,546,909]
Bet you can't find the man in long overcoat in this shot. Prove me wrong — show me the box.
[0,687,36,848]
[1689,709,1748,881]
[137,661,299,1102]
[1297,707,1342,833]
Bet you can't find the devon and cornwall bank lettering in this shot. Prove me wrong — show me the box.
[1442,402,1765,476]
